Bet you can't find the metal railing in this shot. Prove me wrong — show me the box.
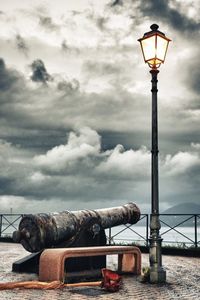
[159,214,200,248]
[0,213,199,248]
[106,214,200,248]
[107,214,149,246]
[0,214,24,237]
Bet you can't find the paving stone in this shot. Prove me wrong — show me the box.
[0,243,199,299]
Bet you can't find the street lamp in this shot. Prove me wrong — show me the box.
[138,24,171,283]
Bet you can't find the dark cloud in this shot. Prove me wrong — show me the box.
[86,10,109,32]
[39,16,59,31]
[111,0,123,7]
[30,59,52,83]
[96,16,108,31]
[140,0,200,33]
[0,177,14,193]
[57,79,79,93]
[61,40,80,54]
[0,58,149,152]
[0,58,23,91]
[4,130,67,153]
[0,127,197,210]
[71,10,82,16]
[0,0,200,213]
[61,40,69,51]
[187,58,200,94]
[0,128,148,202]
[15,34,29,57]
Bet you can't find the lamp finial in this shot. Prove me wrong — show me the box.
[150,24,159,31]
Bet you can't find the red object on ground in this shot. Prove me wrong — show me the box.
[101,268,122,292]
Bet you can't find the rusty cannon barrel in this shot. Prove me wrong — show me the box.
[13,202,140,252]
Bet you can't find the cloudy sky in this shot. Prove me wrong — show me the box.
[0,0,199,214]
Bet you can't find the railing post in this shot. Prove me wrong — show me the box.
[109,227,112,245]
[146,214,149,246]
[194,215,197,248]
[0,215,2,237]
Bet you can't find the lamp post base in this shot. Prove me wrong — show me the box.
[149,214,166,284]
[150,266,166,283]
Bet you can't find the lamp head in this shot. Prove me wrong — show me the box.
[138,24,171,69]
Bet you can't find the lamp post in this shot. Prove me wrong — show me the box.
[138,24,171,283]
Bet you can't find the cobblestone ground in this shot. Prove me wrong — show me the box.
[0,243,199,300]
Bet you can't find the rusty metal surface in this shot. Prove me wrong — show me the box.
[39,246,141,282]
[72,203,140,229]
[13,203,140,252]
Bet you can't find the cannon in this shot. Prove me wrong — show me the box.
[12,203,140,276]
[13,202,140,252]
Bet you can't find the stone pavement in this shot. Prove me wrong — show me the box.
[0,243,199,300]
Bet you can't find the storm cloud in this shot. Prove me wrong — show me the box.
[0,126,199,214]
[15,34,29,57]
[30,59,52,83]
[111,0,123,7]
[139,0,200,33]
[39,15,59,31]
[187,55,200,94]
[0,0,199,214]
[0,58,24,91]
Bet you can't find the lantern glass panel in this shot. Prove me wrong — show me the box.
[141,35,156,62]
[156,35,169,62]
